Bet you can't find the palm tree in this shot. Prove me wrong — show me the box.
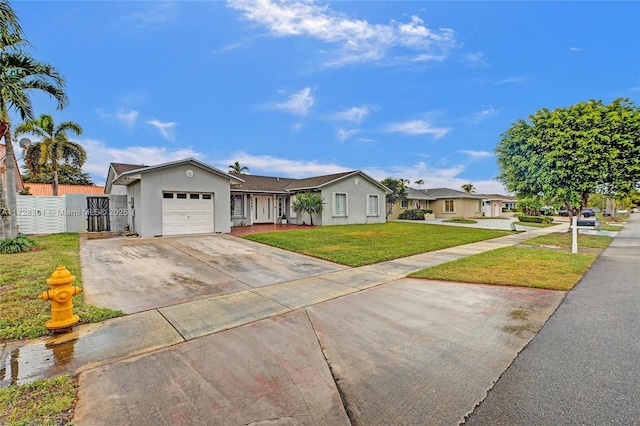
[291,191,324,225]
[381,177,408,218]
[461,183,476,193]
[16,114,84,196]
[0,1,68,238]
[414,179,424,189]
[228,161,249,174]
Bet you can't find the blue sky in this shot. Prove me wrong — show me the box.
[12,1,640,193]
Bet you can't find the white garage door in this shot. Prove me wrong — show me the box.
[162,192,214,236]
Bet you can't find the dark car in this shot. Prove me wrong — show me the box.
[558,210,569,217]
[581,208,596,217]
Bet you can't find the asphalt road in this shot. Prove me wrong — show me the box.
[464,214,640,425]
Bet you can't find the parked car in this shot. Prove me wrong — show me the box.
[581,208,596,217]
[632,208,639,213]
[539,206,556,216]
[558,210,569,217]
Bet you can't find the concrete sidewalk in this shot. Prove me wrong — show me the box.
[12,221,623,425]
[1,223,568,388]
[465,214,640,424]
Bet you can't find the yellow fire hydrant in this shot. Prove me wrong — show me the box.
[38,265,83,332]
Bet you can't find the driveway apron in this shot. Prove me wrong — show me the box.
[80,234,347,313]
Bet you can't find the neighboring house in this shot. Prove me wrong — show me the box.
[21,183,105,196]
[422,188,484,218]
[0,143,24,193]
[106,158,243,237]
[388,188,435,220]
[230,171,389,227]
[104,159,389,237]
[479,193,518,217]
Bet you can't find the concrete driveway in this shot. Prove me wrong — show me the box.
[80,234,347,313]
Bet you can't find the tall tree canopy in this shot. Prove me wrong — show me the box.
[16,114,85,196]
[496,98,640,216]
[0,0,68,238]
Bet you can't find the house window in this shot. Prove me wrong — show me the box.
[401,199,408,209]
[163,193,173,199]
[190,194,200,200]
[367,195,379,216]
[176,193,187,199]
[202,194,212,200]
[277,197,285,218]
[444,199,455,213]
[334,193,347,216]
[477,200,482,212]
[231,195,243,217]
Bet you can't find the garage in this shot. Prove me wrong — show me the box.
[162,192,214,235]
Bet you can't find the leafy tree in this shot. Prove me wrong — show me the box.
[22,163,94,185]
[228,161,248,174]
[16,114,84,195]
[461,183,476,193]
[517,196,542,216]
[380,177,408,218]
[496,98,640,218]
[414,179,424,189]
[291,191,324,225]
[0,1,68,239]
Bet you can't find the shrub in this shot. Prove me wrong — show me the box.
[444,216,478,224]
[0,235,37,254]
[517,215,553,224]
[398,209,425,220]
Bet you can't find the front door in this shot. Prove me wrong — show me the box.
[254,195,272,223]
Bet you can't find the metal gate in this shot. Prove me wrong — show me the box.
[87,197,111,232]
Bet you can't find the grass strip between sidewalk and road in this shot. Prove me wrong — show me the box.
[0,233,123,341]
[244,222,510,267]
[409,233,612,291]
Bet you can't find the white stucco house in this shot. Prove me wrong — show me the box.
[105,158,389,237]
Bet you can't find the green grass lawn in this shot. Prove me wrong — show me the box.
[244,222,511,267]
[514,221,563,228]
[0,375,76,425]
[408,246,599,291]
[522,232,612,249]
[0,233,123,341]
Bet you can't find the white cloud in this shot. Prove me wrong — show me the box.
[363,161,506,194]
[228,0,456,66]
[471,107,498,123]
[96,107,139,128]
[130,2,178,26]
[269,87,316,116]
[496,76,527,85]
[146,119,177,142]
[217,151,350,177]
[385,119,450,139]
[459,150,493,158]
[570,46,582,52]
[330,106,370,124]
[337,128,360,141]
[80,138,203,184]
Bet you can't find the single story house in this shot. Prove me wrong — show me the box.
[105,158,389,237]
[391,187,517,219]
[230,171,389,227]
[21,183,105,196]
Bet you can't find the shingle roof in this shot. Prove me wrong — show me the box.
[406,188,436,200]
[111,163,145,175]
[480,193,518,201]
[23,183,106,196]
[231,174,295,193]
[285,171,355,191]
[422,188,484,199]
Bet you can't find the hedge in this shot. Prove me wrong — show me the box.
[517,215,553,224]
[398,209,433,220]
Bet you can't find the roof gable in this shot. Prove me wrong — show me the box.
[113,158,244,185]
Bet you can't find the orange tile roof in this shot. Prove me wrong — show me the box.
[22,183,106,196]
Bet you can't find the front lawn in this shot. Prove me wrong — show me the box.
[408,232,612,291]
[244,222,510,267]
[0,233,123,341]
[514,221,563,228]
